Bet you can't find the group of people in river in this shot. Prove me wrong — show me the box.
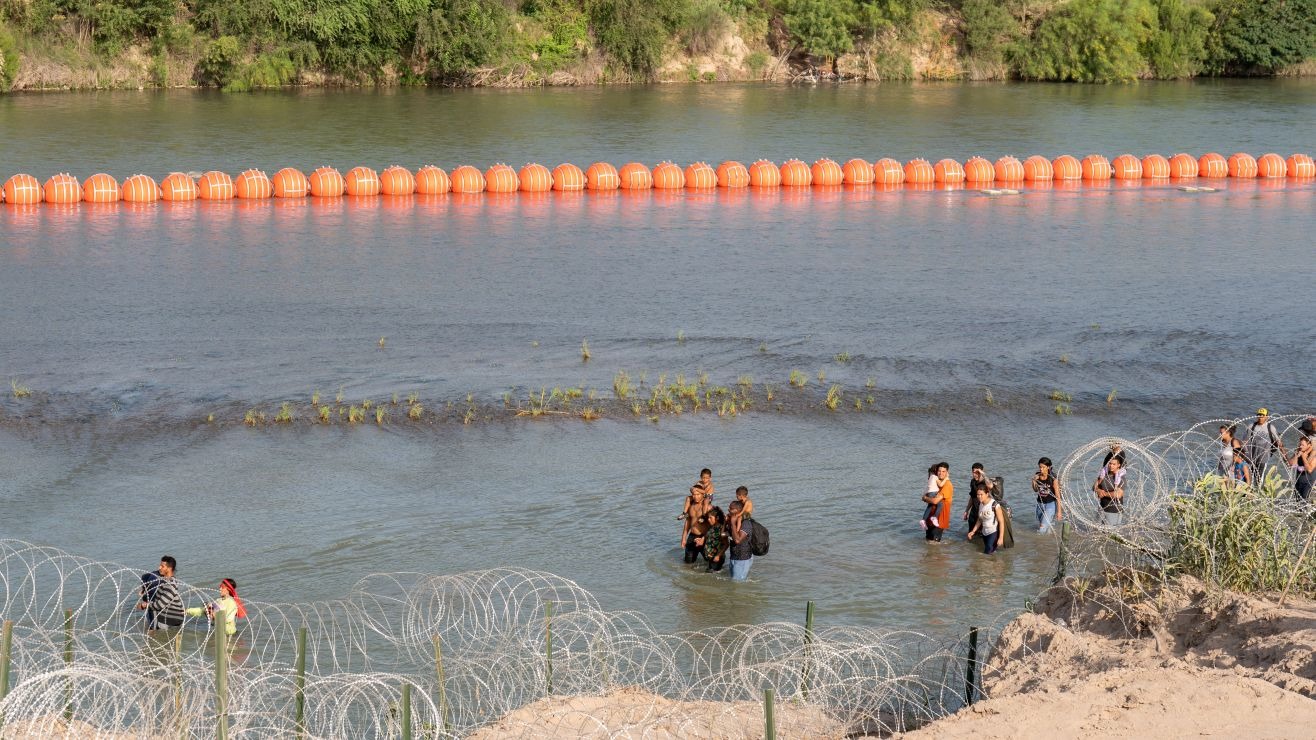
[1218,409,1316,500]
[677,469,758,581]
[138,556,246,635]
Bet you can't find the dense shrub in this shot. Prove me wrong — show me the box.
[1014,0,1157,82]
[1142,0,1213,78]
[1205,0,1316,74]
[585,0,686,77]
[783,0,854,59]
[415,0,510,79]
[961,0,1024,68]
[0,22,17,90]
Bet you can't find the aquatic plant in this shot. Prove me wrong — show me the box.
[1059,354,1070,363]
[1049,390,1072,402]
[579,407,601,421]
[243,409,265,426]
[1107,388,1118,406]
[1054,403,1072,415]
[758,342,768,353]
[348,406,364,424]
[312,391,321,406]
[824,384,842,411]
[335,387,344,405]
[835,352,852,364]
[206,414,214,423]
[984,388,995,406]
[817,369,826,382]
[676,329,685,344]
[764,384,776,401]
[789,370,807,387]
[375,408,386,424]
[392,393,399,405]
[319,406,332,423]
[737,375,753,388]
[10,379,31,398]
[631,402,643,416]
[613,370,633,400]
[865,378,876,389]
[378,336,386,348]
[580,339,591,362]
[407,392,419,405]
[274,402,294,424]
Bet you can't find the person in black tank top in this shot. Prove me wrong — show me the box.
[1031,457,1062,533]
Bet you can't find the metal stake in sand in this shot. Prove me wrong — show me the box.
[1054,520,1070,584]
[400,683,412,740]
[215,610,229,740]
[433,636,449,733]
[800,600,815,700]
[295,626,307,736]
[0,619,13,730]
[964,626,980,705]
[763,687,776,740]
[63,608,73,722]
[544,601,554,695]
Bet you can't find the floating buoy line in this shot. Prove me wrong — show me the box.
[2,152,1311,206]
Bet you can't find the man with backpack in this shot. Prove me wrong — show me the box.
[727,499,755,581]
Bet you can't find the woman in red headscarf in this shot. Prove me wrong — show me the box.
[186,578,247,635]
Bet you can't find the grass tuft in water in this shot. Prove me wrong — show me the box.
[824,384,842,411]
[1048,390,1072,402]
[335,387,344,405]
[835,352,851,364]
[311,391,321,406]
[580,407,601,421]
[274,403,294,424]
[1107,388,1118,406]
[378,336,386,348]
[10,379,31,398]
[580,339,591,362]
[1059,354,1070,363]
[1054,403,1073,415]
[375,408,386,424]
[319,406,332,424]
[789,370,807,387]
[676,329,685,344]
[984,388,995,406]
[613,370,633,400]
[348,406,364,424]
[408,404,424,420]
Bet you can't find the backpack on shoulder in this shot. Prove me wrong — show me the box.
[748,518,770,557]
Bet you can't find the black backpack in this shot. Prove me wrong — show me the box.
[748,518,770,557]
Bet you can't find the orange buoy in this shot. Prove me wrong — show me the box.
[994,156,1024,182]
[416,166,451,195]
[811,158,843,186]
[1168,153,1197,179]
[308,167,345,197]
[684,162,717,189]
[1197,153,1228,178]
[451,165,486,194]
[518,163,553,192]
[484,164,519,193]
[82,173,120,203]
[3,174,43,205]
[874,158,905,185]
[44,173,82,204]
[198,171,235,200]
[1227,152,1257,178]
[1111,155,1142,180]
[122,174,161,202]
[1052,155,1081,181]
[618,162,652,190]
[344,166,380,196]
[904,158,934,185]
[1287,153,1315,178]
[272,168,310,198]
[552,163,586,191]
[934,158,965,184]
[841,158,874,185]
[963,157,994,183]
[1081,155,1111,181]
[652,161,685,189]
[160,173,198,202]
[1141,154,1170,179]
[779,159,812,187]
[379,166,415,195]
[233,169,272,199]
[716,161,749,188]
[748,160,781,187]
[1022,156,1052,182]
[586,162,620,191]
[1256,153,1286,178]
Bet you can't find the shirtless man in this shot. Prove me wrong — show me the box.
[680,468,715,521]
[680,485,713,563]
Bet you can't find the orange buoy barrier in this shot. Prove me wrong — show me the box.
[1022,156,1053,182]
[552,163,585,191]
[934,158,965,184]
[83,173,120,203]
[586,162,619,191]
[485,164,519,193]
[122,174,161,202]
[4,174,43,205]
[994,156,1024,182]
[308,167,344,197]
[1168,153,1197,179]
[904,158,934,185]
[379,166,415,196]
[1256,153,1286,178]
[1141,154,1170,179]
[651,162,684,189]
[1287,153,1315,178]
[272,168,309,198]
[44,173,82,204]
[716,161,749,188]
[748,159,781,187]
[234,169,272,199]
[344,166,381,196]
[451,165,486,194]
[415,166,451,194]
[618,162,652,190]
[1227,152,1257,178]
[963,157,994,183]
[161,173,198,202]
[841,158,874,185]
[874,158,905,185]
[811,158,843,186]
[518,163,553,192]
[1111,155,1142,180]
[780,159,812,187]
[198,171,235,200]
[1052,155,1081,181]
[685,162,717,189]
[1081,154,1111,181]
[1198,153,1228,178]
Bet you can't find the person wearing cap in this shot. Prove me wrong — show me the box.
[185,578,247,636]
[1243,408,1286,477]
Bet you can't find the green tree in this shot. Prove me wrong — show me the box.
[784,0,854,65]
[1015,0,1158,82]
[414,0,511,79]
[584,0,685,78]
[1142,0,1213,78]
[961,0,1024,68]
[1205,0,1316,74]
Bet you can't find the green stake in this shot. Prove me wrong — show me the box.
[801,600,815,700]
[295,626,307,736]
[965,626,979,706]
[544,601,554,696]
[216,610,229,740]
[763,687,776,740]
[400,683,412,740]
[433,636,449,734]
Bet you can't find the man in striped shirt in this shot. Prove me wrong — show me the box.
[138,555,185,633]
